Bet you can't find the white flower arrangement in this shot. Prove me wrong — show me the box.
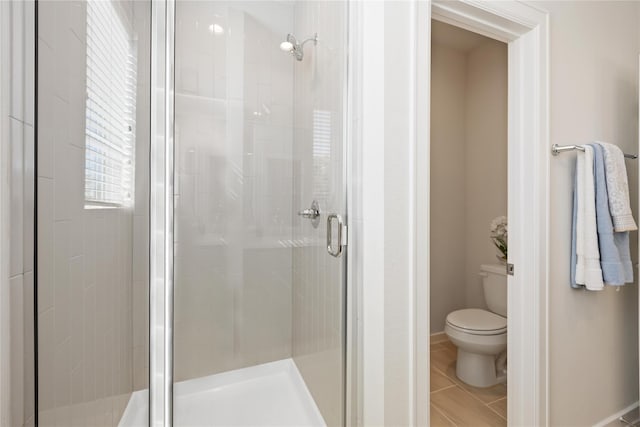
[490,216,508,260]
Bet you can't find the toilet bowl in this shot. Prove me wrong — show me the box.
[445,309,507,387]
[444,264,507,388]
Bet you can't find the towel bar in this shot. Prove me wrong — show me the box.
[551,144,638,159]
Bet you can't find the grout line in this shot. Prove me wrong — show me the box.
[430,383,457,394]
[486,395,507,405]
[431,367,452,380]
[431,339,508,424]
[435,355,507,409]
[453,379,498,407]
[38,34,53,50]
[430,332,448,344]
[431,403,458,427]
[486,401,507,421]
[432,354,507,406]
[8,114,27,124]
[431,365,459,391]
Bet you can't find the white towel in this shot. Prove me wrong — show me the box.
[575,150,585,284]
[599,142,638,232]
[575,146,604,290]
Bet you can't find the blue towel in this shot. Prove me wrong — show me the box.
[592,144,632,285]
[570,172,578,288]
[571,144,633,288]
[614,231,633,283]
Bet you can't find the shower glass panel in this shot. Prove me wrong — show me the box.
[173,1,348,425]
[36,1,151,425]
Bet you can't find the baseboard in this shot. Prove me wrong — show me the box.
[593,402,639,427]
[430,331,447,344]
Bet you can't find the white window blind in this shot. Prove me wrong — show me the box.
[313,109,331,200]
[85,0,137,206]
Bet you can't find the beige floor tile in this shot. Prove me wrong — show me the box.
[431,366,455,392]
[440,356,458,380]
[442,341,456,351]
[459,380,507,405]
[431,404,456,427]
[441,360,507,404]
[488,397,507,420]
[431,347,457,374]
[431,386,507,427]
[431,333,449,344]
[430,334,455,349]
[431,342,447,351]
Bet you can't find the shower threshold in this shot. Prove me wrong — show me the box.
[119,358,326,426]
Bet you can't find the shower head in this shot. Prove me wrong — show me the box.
[279,40,294,52]
[280,33,318,61]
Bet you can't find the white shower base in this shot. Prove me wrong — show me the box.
[119,358,326,426]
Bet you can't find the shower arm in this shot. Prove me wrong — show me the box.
[299,34,318,48]
[284,33,318,61]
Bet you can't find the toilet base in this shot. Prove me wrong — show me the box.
[456,349,504,388]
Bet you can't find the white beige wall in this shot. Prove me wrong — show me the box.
[376,1,640,424]
[533,1,640,424]
[429,2,639,422]
[463,41,508,310]
[430,37,507,333]
[430,43,467,333]
[431,4,640,422]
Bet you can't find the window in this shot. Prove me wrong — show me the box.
[313,109,331,199]
[85,0,137,207]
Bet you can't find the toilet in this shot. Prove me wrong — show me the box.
[444,264,507,388]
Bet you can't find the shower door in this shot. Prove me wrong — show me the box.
[172,1,348,426]
[36,1,152,425]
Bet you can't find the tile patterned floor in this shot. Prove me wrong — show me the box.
[430,335,507,426]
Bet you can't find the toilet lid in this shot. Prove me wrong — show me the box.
[446,309,507,335]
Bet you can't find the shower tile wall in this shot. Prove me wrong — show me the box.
[291,2,347,426]
[173,2,347,424]
[173,1,295,382]
[7,1,36,426]
[37,1,150,425]
[131,1,151,394]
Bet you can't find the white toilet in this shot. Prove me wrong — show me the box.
[444,264,507,388]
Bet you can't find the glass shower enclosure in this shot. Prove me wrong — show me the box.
[36,0,349,425]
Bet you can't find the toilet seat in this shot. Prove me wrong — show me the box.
[446,308,507,336]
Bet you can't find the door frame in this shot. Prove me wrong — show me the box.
[0,1,11,425]
[416,1,550,425]
[350,1,549,424]
[149,0,175,425]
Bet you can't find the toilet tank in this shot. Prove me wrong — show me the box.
[480,264,507,317]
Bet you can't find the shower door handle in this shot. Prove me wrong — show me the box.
[298,200,321,228]
[298,209,319,219]
[327,213,346,257]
